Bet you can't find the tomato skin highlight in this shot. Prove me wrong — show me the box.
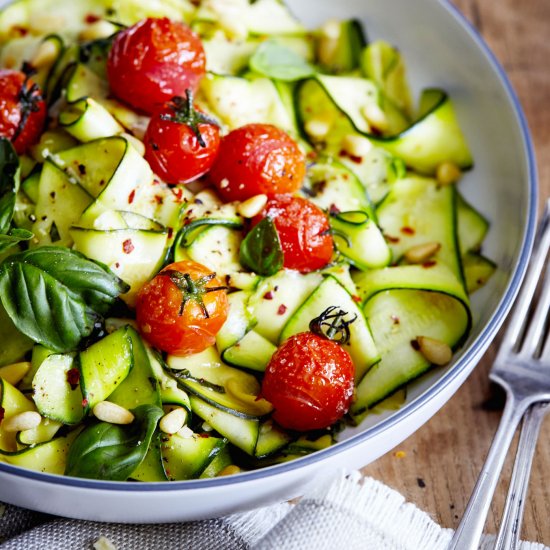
[135,261,228,356]
[209,123,305,202]
[253,194,333,273]
[107,18,206,115]
[0,69,46,154]
[262,332,355,431]
[144,100,220,184]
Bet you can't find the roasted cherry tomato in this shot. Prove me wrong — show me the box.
[144,91,220,184]
[107,17,206,115]
[261,332,355,431]
[136,260,228,356]
[209,123,306,202]
[0,68,46,154]
[252,194,333,273]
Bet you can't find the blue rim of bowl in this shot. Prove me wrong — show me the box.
[0,0,538,492]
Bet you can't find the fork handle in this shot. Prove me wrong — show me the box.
[447,395,528,550]
[494,402,549,550]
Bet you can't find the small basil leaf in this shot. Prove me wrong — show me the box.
[0,246,130,351]
[250,39,315,81]
[0,138,20,234]
[0,228,33,254]
[240,217,283,276]
[65,404,164,480]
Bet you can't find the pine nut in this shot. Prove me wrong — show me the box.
[2,411,42,433]
[93,401,134,425]
[159,407,188,435]
[217,464,241,477]
[78,20,118,42]
[416,336,453,366]
[237,194,268,218]
[0,361,32,386]
[404,242,441,264]
[178,425,195,439]
[120,133,145,156]
[226,378,273,415]
[342,134,372,158]
[31,40,59,69]
[436,161,462,186]
[93,536,117,550]
[361,103,388,133]
[304,117,332,140]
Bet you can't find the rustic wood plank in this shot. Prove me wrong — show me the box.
[362,0,550,544]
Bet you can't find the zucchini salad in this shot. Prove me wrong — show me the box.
[0,0,495,481]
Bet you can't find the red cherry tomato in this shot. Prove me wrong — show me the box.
[252,194,333,273]
[262,332,355,431]
[0,69,46,154]
[144,92,220,184]
[209,123,306,202]
[107,17,206,115]
[136,260,228,356]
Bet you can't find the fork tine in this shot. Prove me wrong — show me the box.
[518,251,550,357]
[499,200,550,355]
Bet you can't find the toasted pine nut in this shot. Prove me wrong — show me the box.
[404,242,441,264]
[237,194,268,218]
[120,133,145,156]
[217,464,241,477]
[416,336,453,366]
[93,401,134,425]
[159,407,188,435]
[2,411,42,433]
[226,378,273,415]
[0,361,32,386]
[31,40,59,69]
[305,117,332,140]
[361,103,388,132]
[436,161,462,186]
[78,20,118,42]
[342,134,372,158]
[177,425,195,439]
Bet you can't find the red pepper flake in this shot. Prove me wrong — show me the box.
[128,189,136,204]
[82,398,89,408]
[400,226,415,235]
[167,227,173,239]
[391,315,400,325]
[85,13,101,23]
[339,149,362,164]
[422,260,437,268]
[329,204,341,215]
[122,239,134,254]
[66,368,80,390]
[410,339,420,351]
[306,150,318,161]
[153,179,161,186]
[115,262,120,269]
[352,295,362,303]
[0,406,4,424]
[154,195,164,205]
[385,234,400,244]
[263,291,274,300]
[277,304,287,315]
[198,433,210,438]
[13,25,28,36]
[171,187,184,202]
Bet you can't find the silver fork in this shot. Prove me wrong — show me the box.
[448,199,550,550]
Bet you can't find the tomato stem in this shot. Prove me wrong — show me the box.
[13,62,44,142]
[159,90,220,148]
[309,306,357,345]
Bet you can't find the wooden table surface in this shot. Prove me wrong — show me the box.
[363,0,550,544]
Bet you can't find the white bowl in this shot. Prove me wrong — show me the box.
[0,0,537,522]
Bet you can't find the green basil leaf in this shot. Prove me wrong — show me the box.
[65,404,164,480]
[250,39,315,81]
[0,138,20,234]
[0,228,33,254]
[0,246,130,351]
[240,217,283,276]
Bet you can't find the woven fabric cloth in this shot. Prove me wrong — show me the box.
[0,473,548,550]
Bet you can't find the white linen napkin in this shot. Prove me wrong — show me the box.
[0,472,547,549]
